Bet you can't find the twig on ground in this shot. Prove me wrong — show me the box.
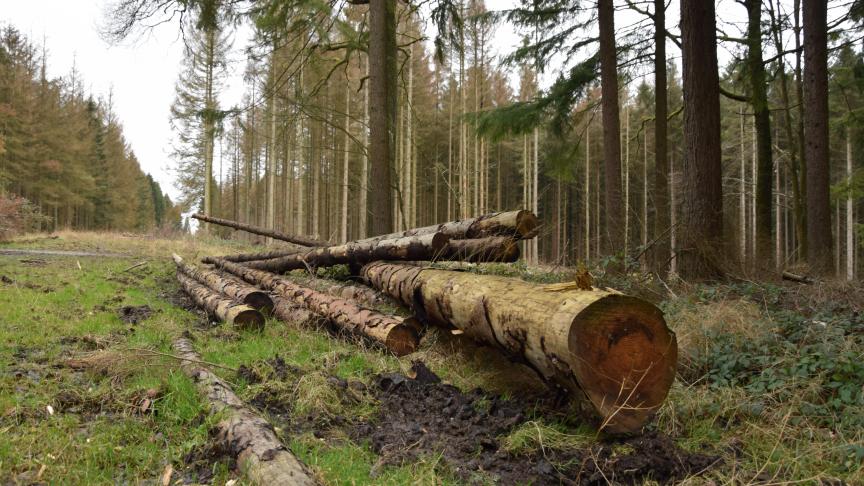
[121,261,148,273]
[127,347,238,372]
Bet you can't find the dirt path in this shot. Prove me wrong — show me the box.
[0,248,125,258]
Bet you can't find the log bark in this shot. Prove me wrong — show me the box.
[191,213,326,247]
[285,275,400,310]
[354,210,539,244]
[177,273,265,331]
[210,259,419,356]
[210,233,450,274]
[172,338,317,485]
[361,262,678,434]
[173,254,273,314]
[217,248,305,263]
[442,237,520,263]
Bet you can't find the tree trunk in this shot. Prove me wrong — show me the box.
[847,125,855,281]
[678,0,724,280]
[361,261,678,434]
[213,233,449,273]
[342,84,351,243]
[598,0,624,259]
[652,0,669,274]
[355,210,538,245]
[173,254,273,313]
[176,273,264,331]
[795,0,808,257]
[211,259,419,355]
[803,0,833,275]
[171,338,317,486]
[368,0,396,235]
[191,213,325,247]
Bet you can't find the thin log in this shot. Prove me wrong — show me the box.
[177,273,264,332]
[216,248,305,263]
[211,259,420,356]
[174,254,273,314]
[354,209,539,244]
[782,271,815,284]
[442,237,520,263]
[361,262,678,435]
[286,275,401,310]
[172,337,317,485]
[191,213,325,247]
[206,233,450,274]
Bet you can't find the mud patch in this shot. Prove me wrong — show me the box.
[118,305,154,324]
[178,438,236,484]
[353,362,719,485]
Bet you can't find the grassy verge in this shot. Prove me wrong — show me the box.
[1,232,861,484]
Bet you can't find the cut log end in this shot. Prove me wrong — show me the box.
[243,291,274,314]
[569,295,677,434]
[384,318,422,356]
[231,308,266,332]
[514,210,540,238]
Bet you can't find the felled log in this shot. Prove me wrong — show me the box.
[442,237,520,263]
[191,213,325,247]
[284,275,400,310]
[217,248,304,263]
[172,338,317,485]
[361,262,678,434]
[173,254,273,314]
[211,258,420,356]
[206,233,450,274]
[782,271,815,284]
[177,273,264,331]
[354,210,539,244]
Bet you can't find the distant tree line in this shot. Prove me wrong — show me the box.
[0,26,181,233]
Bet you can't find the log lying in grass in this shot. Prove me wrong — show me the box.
[172,338,317,485]
[361,262,678,434]
[177,273,265,332]
[191,213,325,247]
[206,233,450,274]
[211,258,420,356]
[173,254,273,314]
[354,210,539,244]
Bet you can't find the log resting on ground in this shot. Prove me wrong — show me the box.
[172,338,317,485]
[173,254,273,313]
[177,273,265,331]
[354,210,539,244]
[208,233,450,274]
[361,262,678,434]
[211,258,419,356]
[284,275,400,310]
[191,213,325,247]
[216,248,305,263]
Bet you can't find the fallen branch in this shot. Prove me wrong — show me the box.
[191,213,325,247]
[782,271,815,284]
[127,347,239,372]
[121,261,148,273]
[172,337,317,485]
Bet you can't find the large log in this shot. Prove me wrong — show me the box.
[354,210,540,244]
[177,273,265,332]
[173,254,273,314]
[211,259,420,356]
[172,338,317,485]
[361,262,678,434]
[191,213,325,247]
[442,237,520,263]
[205,233,450,274]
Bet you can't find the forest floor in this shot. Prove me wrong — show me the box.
[0,231,861,485]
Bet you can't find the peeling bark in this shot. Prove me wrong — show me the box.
[173,254,273,314]
[211,259,419,356]
[176,273,264,331]
[191,213,325,247]
[172,338,317,485]
[209,233,450,274]
[361,262,678,434]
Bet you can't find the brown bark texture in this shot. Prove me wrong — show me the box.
[368,0,397,236]
[598,0,624,257]
[652,0,670,274]
[803,0,833,275]
[211,258,419,356]
[173,254,273,314]
[176,273,265,331]
[361,262,678,434]
[354,210,539,244]
[191,213,325,247]
[219,233,450,274]
[172,338,317,485]
[679,0,724,280]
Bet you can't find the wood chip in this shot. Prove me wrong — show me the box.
[160,464,173,486]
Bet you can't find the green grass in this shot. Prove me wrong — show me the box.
[0,232,861,484]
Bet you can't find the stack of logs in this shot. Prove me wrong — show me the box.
[176,210,678,436]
